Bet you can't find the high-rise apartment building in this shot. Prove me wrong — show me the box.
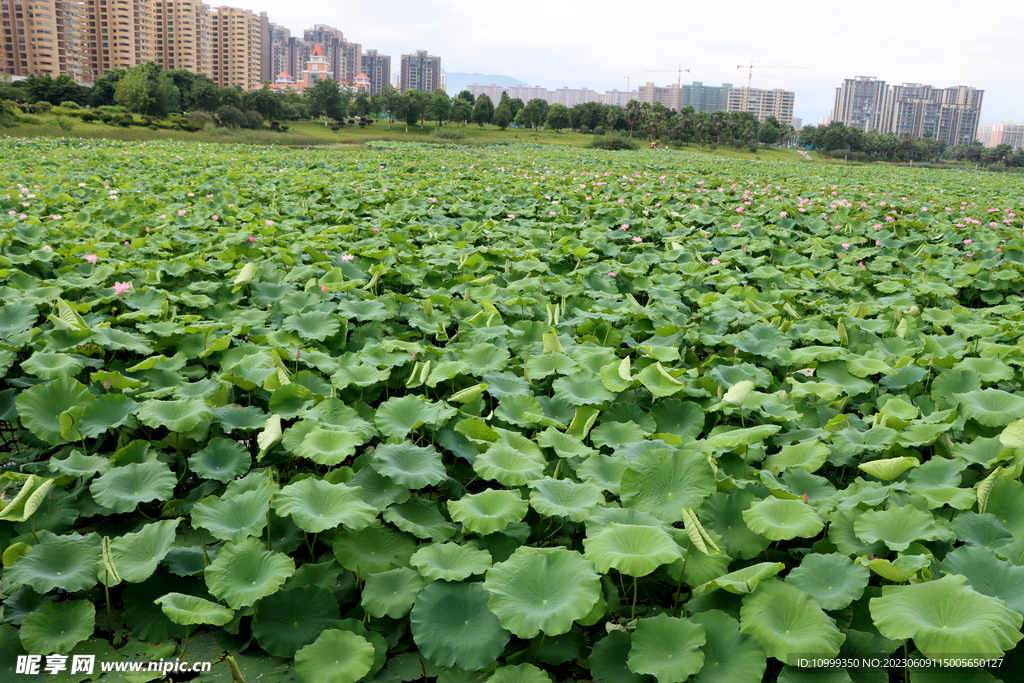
[1,0,89,81]
[832,77,889,131]
[152,0,212,75]
[636,81,732,113]
[399,49,439,92]
[84,0,154,76]
[727,87,795,123]
[830,77,983,147]
[360,48,388,96]
[210,5,260,89]
[985,122,1024,149]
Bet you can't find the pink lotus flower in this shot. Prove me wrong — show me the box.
[211,215,218,221]
[841,242,850,249]
[85,254,98,263]
[113,281,132,296]
[321,285,328,293]
[124,241,130,247]
[159,214,167,219]
[876,240,881,246]
[248,236,256,243]
[608,271,617,277]
[372,227,381,232]
[621,223,629,230]
[294,349,301,359]
[341,254,355,261]
[735,207,744,213]
[779,211,787,217]
[177,209,187,216]
[964,239,972,245]
[633,236,642,243]
[42,245,53,252]
[266,219,274,226]
[711,259,721,265]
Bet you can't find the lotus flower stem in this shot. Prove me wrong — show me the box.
[672,544,692,616]
[630,576,638,620]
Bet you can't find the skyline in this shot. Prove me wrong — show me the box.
[258,0,1022,126]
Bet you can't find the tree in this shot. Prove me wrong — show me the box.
[114,69,152,114]
[758,121,780,146]
[353,91,371,117]
[456,89,475,105]
[493,104,512,130]
[520,98,548,130]
[472,94,493,128]
[427,89,450,128]
[509,98,525,120]
[545,103,569,132]
[91,69,126,107]
[451,98,472,129]
[624,99,643,137]
[190,79,221,112]
[376,85,399,129]
[403,92,420,132]
[113,63,179,116]
[306,78,344,123]
[243,85,282,121]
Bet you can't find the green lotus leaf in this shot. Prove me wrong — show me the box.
[332,519,416,574]
[853,505,956,551]
[858,456,919,481]
[16,377,96,445]
[869,574,1024,658]
[742,497,824,541]
[337,298,390,321]
[866,555,931,583]
[214,404,269,431]
[376,395,456,437]
[295,426,366,466]
[590,631,645,683]
[956,357,1015,383]
[332,363,391,389]
[982,477,1024,537]
[700,490,771,560]
[294,630,376,683]
[383,496,457,542]
[252,586,340,658]
[619,449,716,523]
[952,512,1012,550]
[137,397,213,432]
[627,613,706,683]
[739,578,845,664]
[763,440,829,473]
[956,389,1024,428]
[689,611,767,683]
[77,394,139,437]
[347,466,411,511]
[410,580,511,671]
[487,663,551,683]
[693,562,785,595]
[583,522,681,576]
[827,508,889,557]
[845,356,895,377]
[48,451,111,478]
[448,489,529,535]
[525,353,578,380]
[0,302,39,338]
[20,600,95,655]
[191,486,272,544]
[591,421,646,449]
[576,454,629,496]
[785,553,869,610]
[473,443,546,487]
[527,477,604,522]
[283,310,340,342]
[483,546,601,638]
[268,382,315,418]
[0,473,54,522]
[706,424,781,450]
[536,427,597,458]
[273,478,376,533]
[154,593,235,626]
[410,542,493,582]
[89,461,176,513]
[204,537,296,608]
[21,352,85,379]
[372,441,447,489]
[638,362,689,398]
[551,372,617,406]
[649,399,705,440]
[940,546,1024,616]
[106,518,179,583]
[188,438,252,483]
[361,567,427,618]
[6,531,100,593]
[998,419,1024,450]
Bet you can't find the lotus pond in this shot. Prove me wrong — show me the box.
[2,137,1024,683]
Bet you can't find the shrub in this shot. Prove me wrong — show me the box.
[186,112,213,128]
[148,123,159,130]
[593,126,607,136]
[432,129,465,141]
[54,117,75,133]
[239,111,263,130]
[79,112,97,123]
[216,105,244,127]
[60,101,81,110]
[330,126,340,132]
[588,133,639,150]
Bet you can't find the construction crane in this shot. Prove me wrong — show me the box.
[735,62,809,113]
[643,65,690,112]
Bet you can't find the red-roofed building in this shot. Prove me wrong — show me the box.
[269,42,333,93]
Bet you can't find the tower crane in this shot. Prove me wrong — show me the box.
[735,62,809,113]
[643,65,690,112]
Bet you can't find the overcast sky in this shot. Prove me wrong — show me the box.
[266,0,1022,125]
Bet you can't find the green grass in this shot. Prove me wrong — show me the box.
[0,111,807,159]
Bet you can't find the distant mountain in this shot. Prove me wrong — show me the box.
[443,72,532,95]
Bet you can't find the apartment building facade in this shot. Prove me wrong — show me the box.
[359,47,388,96]
[399,49,439,92]
[727,86,796,123]
[152,0,212,76]
[985,122,1024,149]
[2,0,89,81]
[830,77,984,147]
[209,5,259,89]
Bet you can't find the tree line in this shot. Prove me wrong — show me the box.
[800,121,1024,167]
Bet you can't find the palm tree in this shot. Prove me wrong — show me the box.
[625,99,643,137]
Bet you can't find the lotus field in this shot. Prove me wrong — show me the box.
[4,137,1024,683]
